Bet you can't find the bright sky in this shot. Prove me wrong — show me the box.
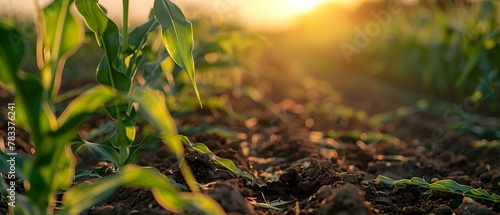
[0,0,363,30]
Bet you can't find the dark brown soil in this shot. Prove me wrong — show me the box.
[1,75,499,215]
[84,78,499,215]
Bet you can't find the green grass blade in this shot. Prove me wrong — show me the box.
[42,0,83,98]
[153,0,201,105]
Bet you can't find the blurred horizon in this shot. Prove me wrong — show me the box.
[1,0,498,114]
[0,0,418,31]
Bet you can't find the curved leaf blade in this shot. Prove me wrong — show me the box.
[181,137,259,183]
[76,0,131,92]
[132,88,182,156]
[56,85,116,140]
[371,175,500,203]
[60,165,225,215]
[82,139,120,168]
[42,0,84,98]
[153,0,201,104]
[126,135,162,164]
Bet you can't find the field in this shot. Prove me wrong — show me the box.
[1,0,499,214]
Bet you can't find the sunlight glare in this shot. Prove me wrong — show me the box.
[289,0,325,14]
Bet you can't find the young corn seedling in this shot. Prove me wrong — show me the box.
[74,0,260,185]
[369,175,500,203]
[179,136,263,184]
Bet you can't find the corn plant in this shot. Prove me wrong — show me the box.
[0,0,226,214]
[73,0,260,184]
[369,175,500,203]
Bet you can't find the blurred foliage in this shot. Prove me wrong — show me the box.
[354,0,500,114]
[138,15,261,117]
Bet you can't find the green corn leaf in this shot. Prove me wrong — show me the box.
[104,102,131,120]
[42,0,83,98]
[60,174,121,214]
[176,193,227,215]
[118,50,143,79]
[126,135,162,164]
[117,13,160,79]
[470,189,492,198]
[213,158,239,175]
[132,88,183,156]
[28,142,76,211]
[75,0,118,57]
[117,12,159,79]
[191,142,214,155]
[56,85,116,140]
[153,0,201,104]
[128,12,159,51]
[110,114,136,149]
[74,170,100,181]
[408,177,430,187]
[179,136,260,183]
[12,75,55,146]
[0,19,25,91]
[97,56,132,92]
[82,139,120,169]
[143,53,169,85]
[370,175,500,203]
[60,165,225,215]
[53,145,77,190]
[76,0,131,92]
[430,180,471,193]
[132,88,200,192]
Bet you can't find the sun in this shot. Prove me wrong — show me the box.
[238,0,337,31]
[288,0,325,14]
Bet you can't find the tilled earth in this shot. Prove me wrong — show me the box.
[85,92,500,215]
[1,80,499,215]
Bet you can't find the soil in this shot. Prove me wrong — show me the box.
[1,74,499,215]
[86,74,499,215]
